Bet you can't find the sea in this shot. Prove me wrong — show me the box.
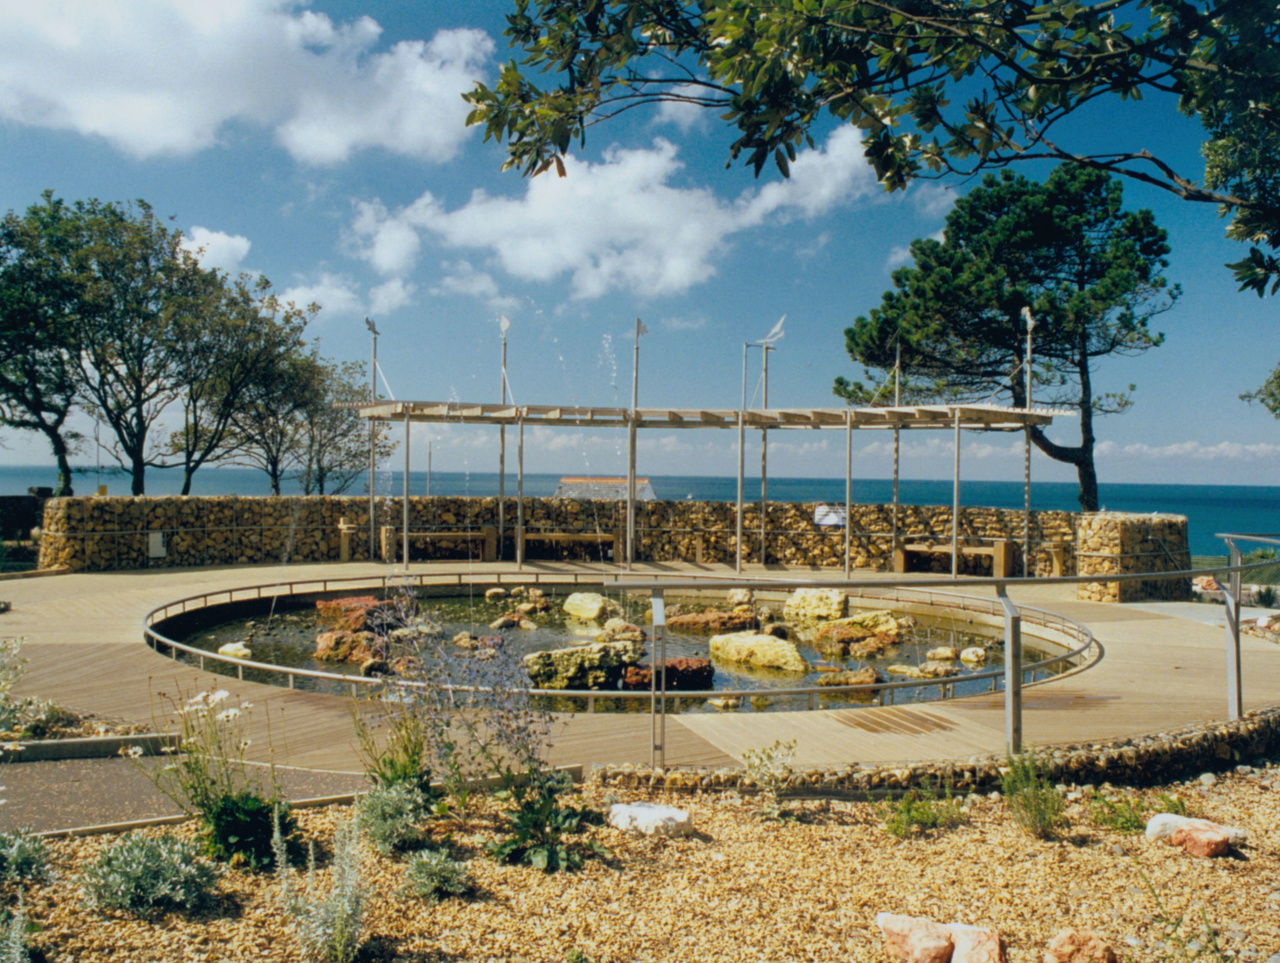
[3,465,1276,558]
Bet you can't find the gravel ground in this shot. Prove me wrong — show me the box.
[10,765,1280,963]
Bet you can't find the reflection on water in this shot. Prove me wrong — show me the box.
[173,589,1068,713]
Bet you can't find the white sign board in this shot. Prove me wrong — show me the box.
[814,505,847,527]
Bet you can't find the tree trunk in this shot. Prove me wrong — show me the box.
[48,429,75,497]
[130,452,146,495]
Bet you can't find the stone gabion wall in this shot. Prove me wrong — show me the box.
[594,706,1280,795]
[1076,512,1192,603]
[38,494,1079,574]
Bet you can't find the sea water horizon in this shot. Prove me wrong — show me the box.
[2,463,1275,557]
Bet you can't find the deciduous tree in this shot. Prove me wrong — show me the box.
[465,0,1279,292]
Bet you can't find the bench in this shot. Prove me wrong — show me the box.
[893,538,1015,577]
[518,530,622,561]
[379,526,497,563]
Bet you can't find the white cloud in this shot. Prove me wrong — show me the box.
[910,183,956,218]
[349,128,878,299]
[181,227,252,274]
[369,278,415,316]
[885,228,945,270]
[659,315,706,332]
[428,260,519,313]
[0,2,491,164]
[1110,440,1280,461]
[279,272,363,317]
[652,84,711,132]
[796,232,831,259]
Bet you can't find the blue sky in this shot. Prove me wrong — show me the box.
[0,0,1276,487]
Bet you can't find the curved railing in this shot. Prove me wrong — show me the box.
[142,567,1100,710]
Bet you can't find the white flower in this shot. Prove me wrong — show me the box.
[120,745,144,759]
[186,692,210,708]
[2,742,23,752]
[208,690,230,706]
[216,708,241,722]
[238,739,252,751]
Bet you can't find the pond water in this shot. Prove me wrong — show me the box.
[172,588,1069,713]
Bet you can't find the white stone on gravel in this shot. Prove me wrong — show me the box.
[1144,812,1247,846]
[609,802,694,837]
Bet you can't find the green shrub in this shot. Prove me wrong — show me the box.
[354,703,439,800]
[0,892,28,963]
[0,831,51,885]
[488,772,607,873]
[1255,586,1277,608]
[565,951,591,963]
[274,812,367,963]
[402,850,472,903]
[740,739,797,821]
[1153,792,1191,817]
[202,789,294,870]
[356,784,433,856]
[1090,795,1146,834]
[1001,753,1064,839]
[883,787,964,838]
[80,833,220,918]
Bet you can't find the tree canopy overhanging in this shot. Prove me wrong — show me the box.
[834,164,1177,511]
[464,0,1280,295]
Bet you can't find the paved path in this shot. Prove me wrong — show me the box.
[3,560,1279,830]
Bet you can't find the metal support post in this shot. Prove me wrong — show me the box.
[997,582,1023,754]
[844,410,852,578]
[499,320,508,560]
[650,588,667,770]
[402,410,410,568]
[516,414,525,569]
[735,409,745,574]
[952,408,961,578]
[1224,538,1244,720]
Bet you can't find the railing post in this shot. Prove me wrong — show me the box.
[1224,538,1244,720]
[650,588,666,770]
[997,581,1022,754]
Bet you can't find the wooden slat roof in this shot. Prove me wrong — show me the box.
[354,400,1071,431]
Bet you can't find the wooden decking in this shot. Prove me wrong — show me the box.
[5,560,1279,777]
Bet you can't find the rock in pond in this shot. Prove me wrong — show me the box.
[886,661,957,680]
[709,631,810,673]
[960,647,988,663]
[816,666,882,688]
[726,587,754,607]
[217,641,251,659]
[315,631,377,663]
[782,587,848,622]
[484,587,507,601]
[927,646,959,661]
[562,591,623,621]
[621,658,713,691]
[599,618,646,643]
[524,638,644,690]
[315,596,388,633]
[811,610,903,654]
[609,802,693,837]
[667,609,758,633]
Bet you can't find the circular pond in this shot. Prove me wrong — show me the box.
[159,585,1077,714]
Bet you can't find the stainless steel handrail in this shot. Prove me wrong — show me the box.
[141,569,1098,707]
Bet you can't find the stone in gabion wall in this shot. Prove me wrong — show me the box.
[40,494,1077,574]
[1076,512,1192,603]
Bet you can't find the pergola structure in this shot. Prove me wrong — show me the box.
[355,399,1070,576]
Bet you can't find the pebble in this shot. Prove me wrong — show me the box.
[988,791,1002,802]
[1200,773,1219,788]
[1124,937,1142,948]
[1237,765,1254,775]
[1265,953,1280,963]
